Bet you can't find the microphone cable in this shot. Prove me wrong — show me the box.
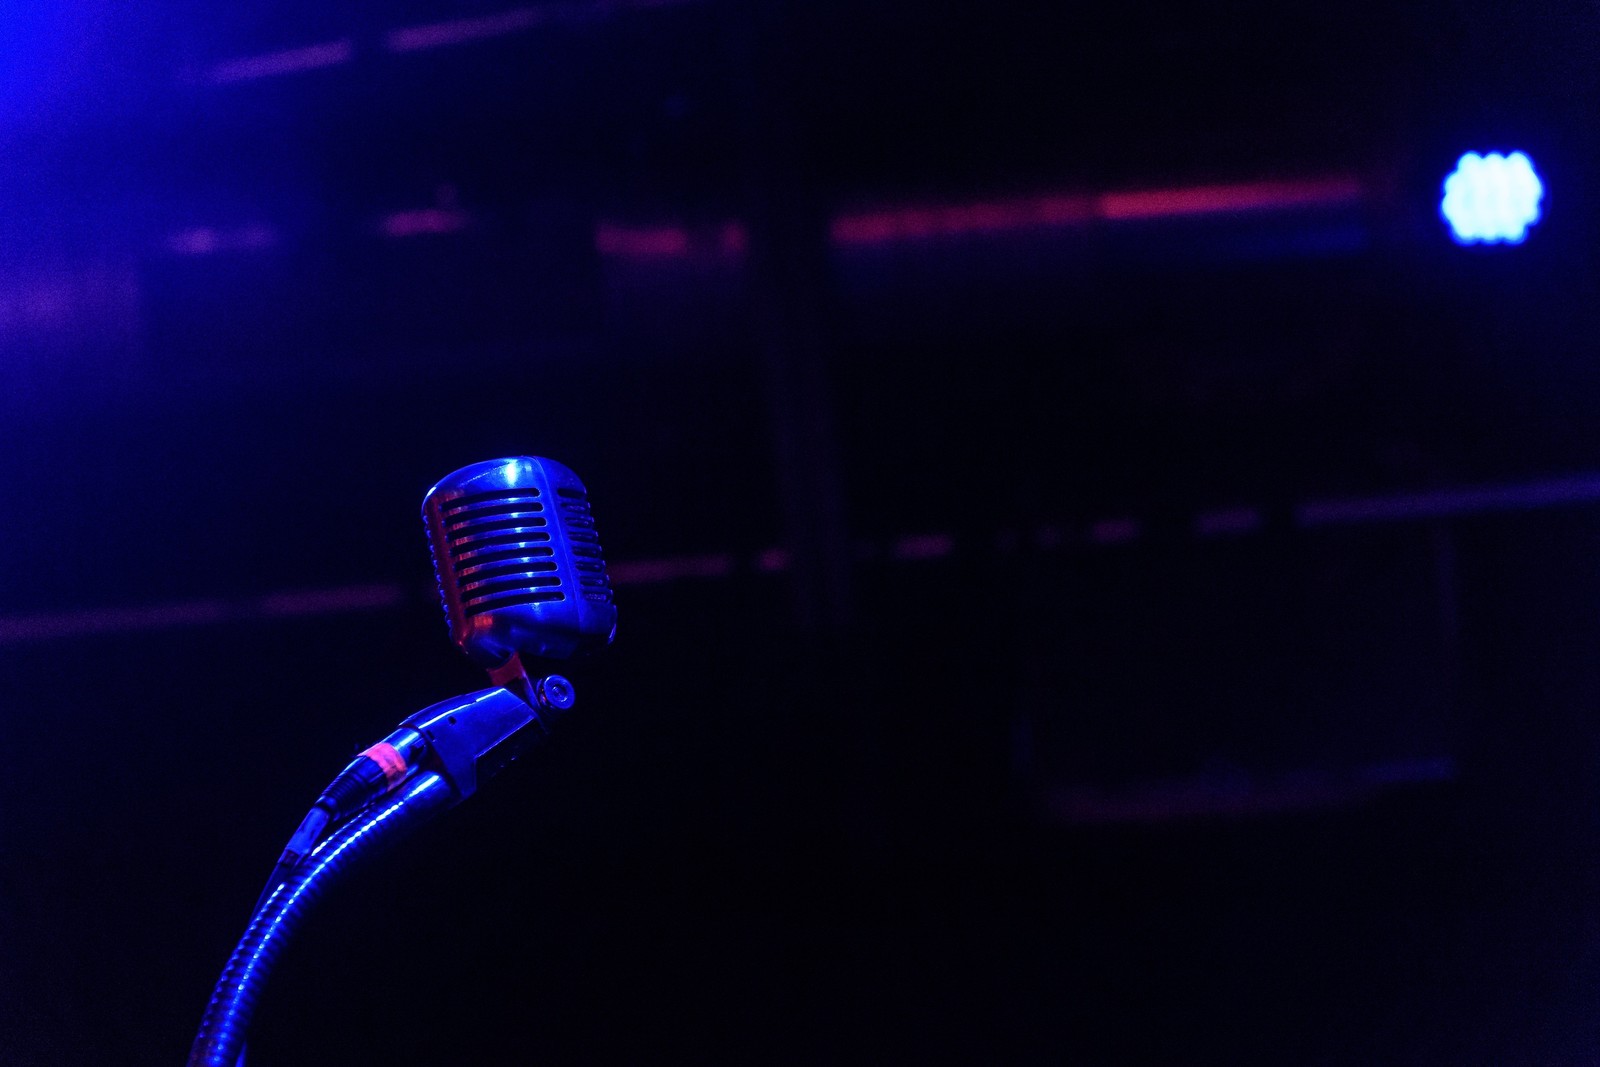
[244,732,425,921]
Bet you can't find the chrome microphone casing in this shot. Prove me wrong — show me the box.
[423,456,617,668]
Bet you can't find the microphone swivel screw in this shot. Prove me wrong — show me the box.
[534,675,576,713]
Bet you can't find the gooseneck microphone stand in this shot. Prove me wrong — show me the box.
[191,775,453,1067]
[193,453,616,1065]
[187,674,577,1067]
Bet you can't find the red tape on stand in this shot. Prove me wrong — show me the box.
[360,741,408,791]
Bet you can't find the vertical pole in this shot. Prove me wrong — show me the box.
[734,0,853,633]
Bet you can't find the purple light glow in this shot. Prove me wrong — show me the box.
[1089,518,1142,545]
[890,533,956,561]
[0,284,72,326]
[1296,473,1600,527]
[256,585,407,616]
[165,225,279,256]
[205,41,353,84]
[755,547,792,572]
[385,9,545,52]
[1193,507,1263,537]
[384,0,695,52]
[379,208,472,239]
[609,554,734,584]
[0,585,404,645]
[594,223,692,259]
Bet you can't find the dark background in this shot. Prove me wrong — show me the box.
[2,1,1600,1062]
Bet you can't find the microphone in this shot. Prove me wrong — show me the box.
[319,455,620,806]
[190,455,620,1067]
[314,456,619,815]
[423,455,617,685]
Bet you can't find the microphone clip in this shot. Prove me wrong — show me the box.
[400,667,576,801]
[488,651,576,717]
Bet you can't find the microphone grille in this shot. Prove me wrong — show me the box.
[552,483,615,601]
[423,457,616,667]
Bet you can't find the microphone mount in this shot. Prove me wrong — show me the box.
[402,670,577,802]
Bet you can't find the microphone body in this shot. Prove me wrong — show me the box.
[423,456,617,669]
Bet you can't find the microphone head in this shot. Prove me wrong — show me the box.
[423,456,617,668]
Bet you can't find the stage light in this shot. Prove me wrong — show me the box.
[1440,151,1543,245]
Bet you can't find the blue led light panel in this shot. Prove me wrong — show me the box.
[1441,151,1544,245]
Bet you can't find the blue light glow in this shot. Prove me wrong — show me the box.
[1440,151,1544,245]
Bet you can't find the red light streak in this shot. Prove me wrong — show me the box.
[1096,176,1364,221]
[831,195,1096,245]
[598,175,1366,260]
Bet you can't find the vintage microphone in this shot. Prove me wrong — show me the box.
[188,457,616,1067]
